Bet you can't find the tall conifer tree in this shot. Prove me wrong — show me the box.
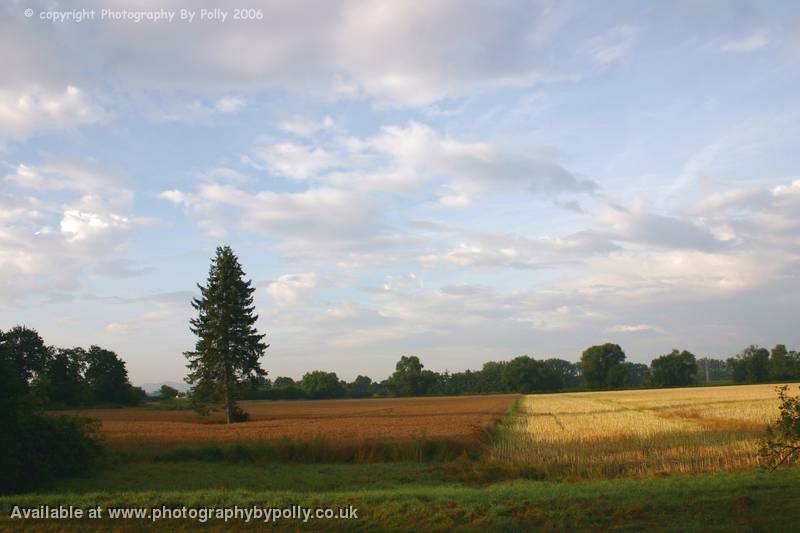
[185,246,267,423]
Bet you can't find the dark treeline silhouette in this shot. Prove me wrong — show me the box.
[239,343,800,401]
[4,323,798,405]
[0,325,145,409]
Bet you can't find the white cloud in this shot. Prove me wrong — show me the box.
[266,273,320,304]
[0,162,147,305]
[255,142,340,180]
[4,162,133,205]
[382,273,420,292]
[279,116,335,137]
[0,86,104,142]
[3,0,571,107]
[250,120,596,201]
[215,96,245,113]
[594,204,726,251]
[722,29,770,52]
[59,203,132,247]
[607,324,657,333]
[158,190,190,205]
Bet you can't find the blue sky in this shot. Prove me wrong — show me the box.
[2,1,799,385]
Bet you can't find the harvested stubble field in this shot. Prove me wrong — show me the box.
[492,383,795,479]
[71,394,520,447]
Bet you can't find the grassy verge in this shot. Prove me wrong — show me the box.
[107,437,483,465]
[1,467,799,531]
[42,462,450,493]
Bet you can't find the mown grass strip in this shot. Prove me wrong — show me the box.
[1,468,799,531]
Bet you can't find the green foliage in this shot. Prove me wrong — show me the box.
[769,344,799,381]
[541,358,581,390]
[581,343,627,390]
[159,384,180,399]
[2,414,103,494]
[1,325,50,390]
[84,345,139,405]
[727,345,770,384]
[37,347,87,406]
[388,355,437,396]
[0,336,102,494]
[299,370,346,399]
[479,361,508,392]
[650,349,698,387]
[759,385,800,469]
[621,362,649,388]
[273,376,295,387]
[694,357,731,383]
[348,375,373,398]
[185,245,268,423]
[501,356,541,393]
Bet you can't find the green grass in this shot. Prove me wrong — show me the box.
[44,462,449,493]
[108,437,482,465]
[2,463,800,531]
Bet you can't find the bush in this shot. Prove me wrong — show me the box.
[0,413,102,493]
[759,385,800,469]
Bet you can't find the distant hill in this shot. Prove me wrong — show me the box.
[138,380,190,395]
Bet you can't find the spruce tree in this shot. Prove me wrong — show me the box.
[185,246,267,423]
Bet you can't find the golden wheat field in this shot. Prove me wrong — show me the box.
[71,394,519,445]
[491,383,797,478]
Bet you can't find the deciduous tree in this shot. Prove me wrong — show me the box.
[649,349,698,387]
[581,343,627,390]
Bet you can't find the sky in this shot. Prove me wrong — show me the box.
[1,0,799,386]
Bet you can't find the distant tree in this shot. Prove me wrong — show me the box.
[581,343,627,390]
[159,385,180,400]
[449,370,482,395]
[185,246,268,423]
[769,344,795,382]
[541,358,580,391]
[1,326,51,390]
[728,346,770,384]
[622,362,650,388]
[131,386,149,403]
[650,350,698,388]
[369,379,390,396]
[273,376,295,387]
[348,375,373,398]
[759,385,800,469]
[388,356,436,396]
[84,346,138,405]
[40,348,86,406]
[300,371,345,399]
[502,356,542,393]
[695,358,731,383]
[479,361,508,393]
[791,350,800,381]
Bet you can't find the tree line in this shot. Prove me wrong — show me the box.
[5,318,796,411]
[0,326,144,409]
[234,344,799,402]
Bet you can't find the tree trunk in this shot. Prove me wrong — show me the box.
[223,363,232,424]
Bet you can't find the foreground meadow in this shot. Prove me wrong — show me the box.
[492,383,791,478]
